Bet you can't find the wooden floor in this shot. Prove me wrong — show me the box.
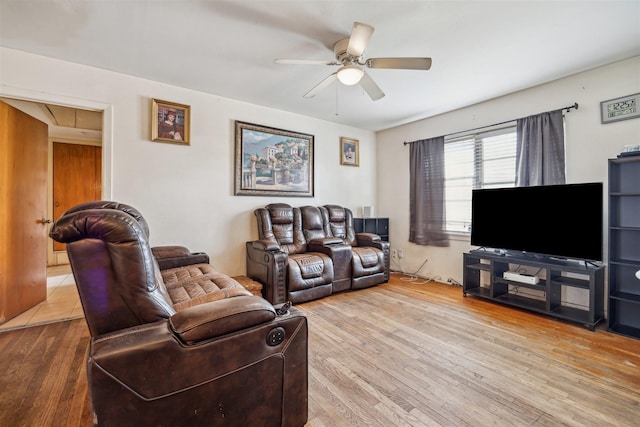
[1,273,639,426]
[0,319,91,426]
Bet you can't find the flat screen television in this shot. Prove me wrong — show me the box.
[470,182,603,261]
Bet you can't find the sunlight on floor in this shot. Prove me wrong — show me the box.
[0,266,83,332]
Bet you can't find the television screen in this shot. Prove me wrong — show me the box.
[470,182,603,261]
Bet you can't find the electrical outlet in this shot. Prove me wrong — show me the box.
[392,249,397,258]
[398,249,404,258]
[447,278,462,286]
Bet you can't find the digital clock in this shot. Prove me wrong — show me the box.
[601,93,640,124]
[608,99,636,118]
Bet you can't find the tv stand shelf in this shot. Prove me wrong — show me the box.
[463,251,605,330]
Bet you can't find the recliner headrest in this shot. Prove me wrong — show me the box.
[50,208,147,246]
[267,203,294,224]
[57,200,151,237]
[325,205,346,222]
[300,206,323,230]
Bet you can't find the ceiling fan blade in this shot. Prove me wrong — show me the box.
[303,73,337,98]
[359,72,385,101]
[347,22,374,57]
[275,58,338,66]
[366,57,432,70]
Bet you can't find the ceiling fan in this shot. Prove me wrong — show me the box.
[275,22,432,101]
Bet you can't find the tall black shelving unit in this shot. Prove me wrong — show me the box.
[353,218,389,242]
[608,156,640,339]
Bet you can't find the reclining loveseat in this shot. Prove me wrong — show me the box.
[49,201,308,427]
[246,203,390,305]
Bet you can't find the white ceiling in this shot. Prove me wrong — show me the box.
[1,1,639,132]
[0,97,103,142]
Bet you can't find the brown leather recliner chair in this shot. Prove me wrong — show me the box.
[50,202,308,427]
[246,203,334,304]
[321,204,390,289]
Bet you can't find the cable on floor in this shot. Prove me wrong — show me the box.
[391,257,441,285]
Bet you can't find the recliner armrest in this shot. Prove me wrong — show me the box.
[308,237,344,246]
[152,245,210,270]
[169,295,276,344]
[245,241,289,304]
[355,232,381,244]
[248,240,281,251]
[355,235,390,282]
[88,309,308,425]
[357,235,390,252]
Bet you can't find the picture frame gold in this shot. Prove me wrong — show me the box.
[340,137,359,166]
[234,121,314,197]
[151,99,190,144]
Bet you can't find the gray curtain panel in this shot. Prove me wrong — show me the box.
[516,109,566,186]
[409,136,450,247]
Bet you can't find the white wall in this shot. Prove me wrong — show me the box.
[3,46,639,286]
[377,56,640,286]
[0,47,376,276]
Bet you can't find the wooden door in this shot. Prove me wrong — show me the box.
[52,142,102,251]
[0,101,48,324]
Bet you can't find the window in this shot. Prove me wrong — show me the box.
[444,125,517,233]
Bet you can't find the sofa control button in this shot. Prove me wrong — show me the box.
[267,327,286,346]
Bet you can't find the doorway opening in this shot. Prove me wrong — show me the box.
[0,97,104,270]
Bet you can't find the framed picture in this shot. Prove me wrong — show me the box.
[151,99,190,144]
[234,121,314,197]
[601,93,640,124]
[340,137,359,166]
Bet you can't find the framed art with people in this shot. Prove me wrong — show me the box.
[340,137,359,166]
[152,99,191,145]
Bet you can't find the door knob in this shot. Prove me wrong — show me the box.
[40,218,52,225]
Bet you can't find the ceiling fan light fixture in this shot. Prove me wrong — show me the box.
[337,64,364,85]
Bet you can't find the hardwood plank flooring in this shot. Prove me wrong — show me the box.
[299,274,640,426]
[1,272,639,426]
[0,318,91,427]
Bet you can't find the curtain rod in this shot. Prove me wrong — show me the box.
[403,102,578,145]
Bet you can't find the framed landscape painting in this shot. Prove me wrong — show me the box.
[234,121,314,197]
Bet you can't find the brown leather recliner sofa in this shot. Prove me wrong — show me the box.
[246,203,390,305]
[246,203,336,304]
[49,201,308,427]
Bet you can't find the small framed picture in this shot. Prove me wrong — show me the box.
[151,99,190,144]
[340,137,359,166]
[600,93,640,124]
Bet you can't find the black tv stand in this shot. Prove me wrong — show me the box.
[463,251,605,330]
[470,247,506,256]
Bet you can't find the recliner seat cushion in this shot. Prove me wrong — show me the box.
[292,253,326,279]
[162,263,252,311]
[352,247,385,277]
[287,253,333,293]
[355,247,381,269]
